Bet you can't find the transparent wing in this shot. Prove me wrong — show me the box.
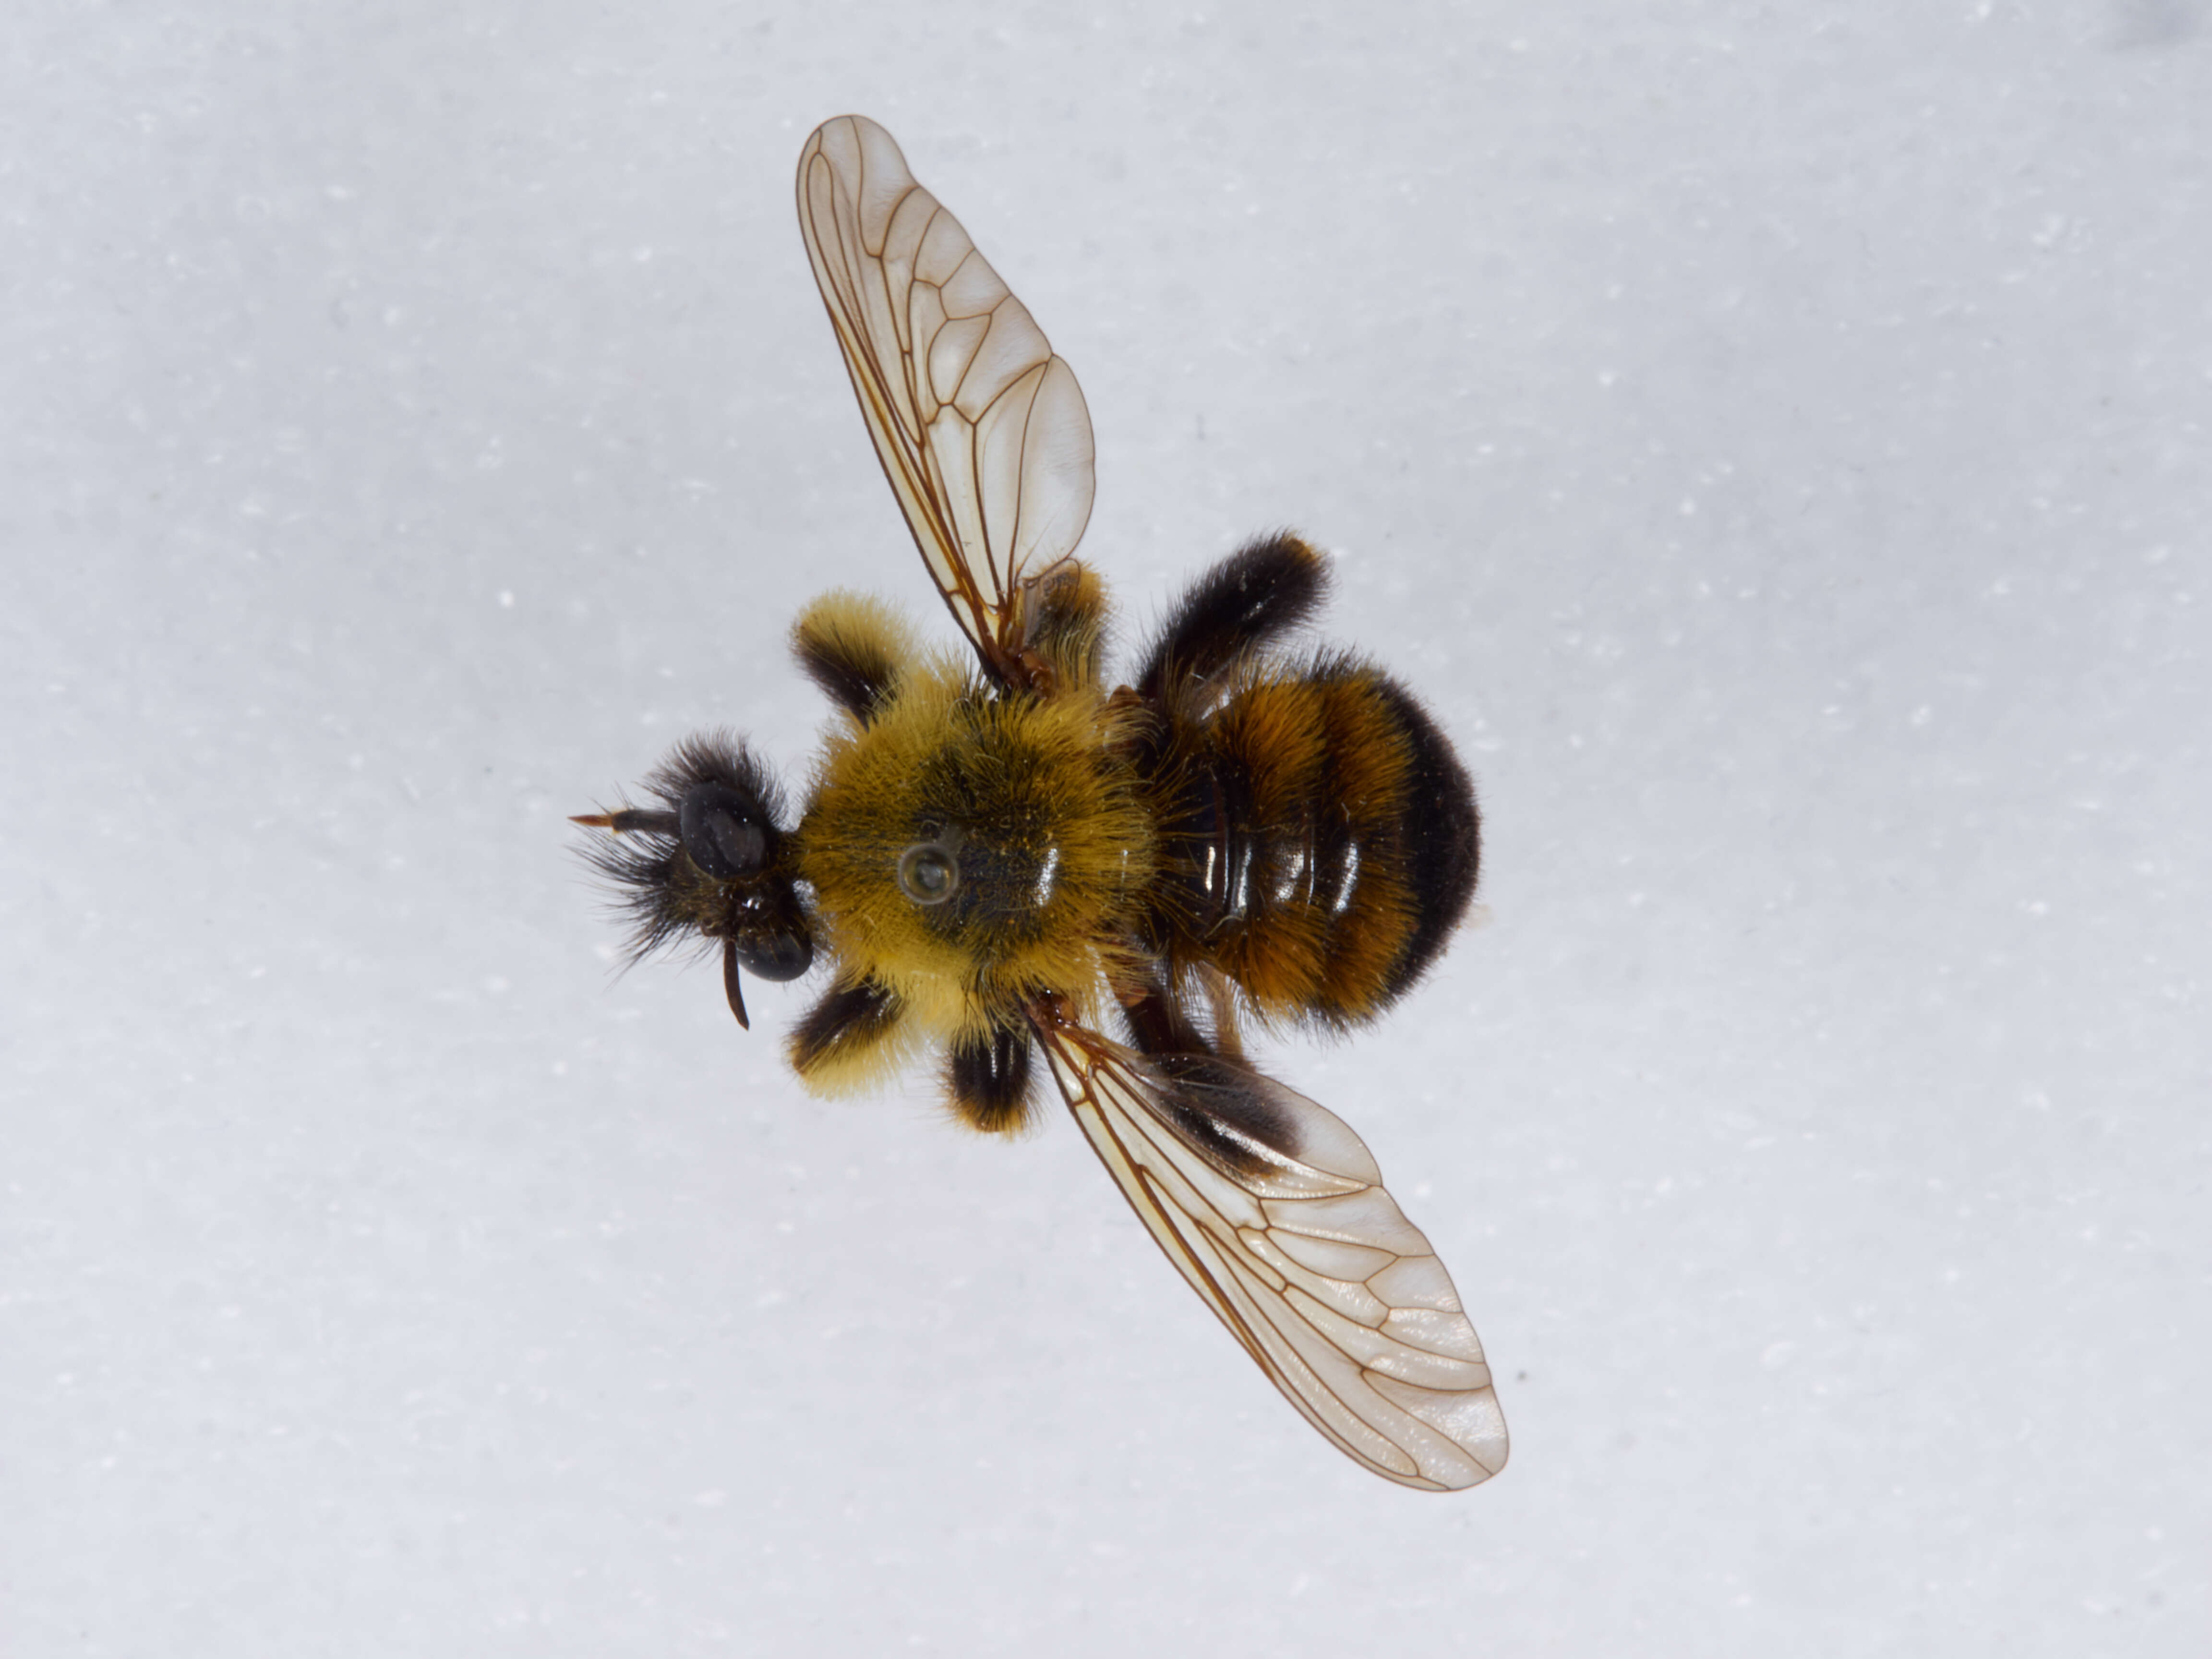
[1034,1022,1509,1491]
[795,115,1096,685]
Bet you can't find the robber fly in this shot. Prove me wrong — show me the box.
[576,116,1507,1491]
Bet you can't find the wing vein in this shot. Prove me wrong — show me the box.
[1035,1022,1507,1491]
[795,116,1095,684]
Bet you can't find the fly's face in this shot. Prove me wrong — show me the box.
[797,664,1154,1017]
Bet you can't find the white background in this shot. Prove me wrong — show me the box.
[5,3,2205,1654]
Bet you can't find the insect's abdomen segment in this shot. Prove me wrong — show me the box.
[1158,664,1479,1026]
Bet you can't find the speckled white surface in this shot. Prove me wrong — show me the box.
[4,3,2205,1653]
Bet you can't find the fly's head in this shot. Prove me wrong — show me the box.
[574,733,812,1028]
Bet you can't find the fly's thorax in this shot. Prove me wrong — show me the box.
[796,662,1154,1028]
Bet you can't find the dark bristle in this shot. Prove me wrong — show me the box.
[645,733,791,829]
[1136,531,1328,701]
[945,1023,1036,1135]
[575,817,689,967]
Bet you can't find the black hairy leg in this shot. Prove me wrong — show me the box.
[788,976,906,1082]
[1135,532,1328,701]
[793,595,914,724]
[946,1022,1037,1134]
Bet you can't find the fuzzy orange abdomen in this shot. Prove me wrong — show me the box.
[1150,662,1479,1028]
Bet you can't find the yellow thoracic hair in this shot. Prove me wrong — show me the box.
[795,653,1156,1046]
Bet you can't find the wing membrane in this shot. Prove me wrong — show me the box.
[1034,1025,1509,1491]
[796,115,1096,682]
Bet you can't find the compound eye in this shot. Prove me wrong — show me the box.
[679,783,770,880]
[895,842,960,906]
[735,928,813,983]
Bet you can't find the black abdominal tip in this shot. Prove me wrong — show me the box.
[722,938,750,1031]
